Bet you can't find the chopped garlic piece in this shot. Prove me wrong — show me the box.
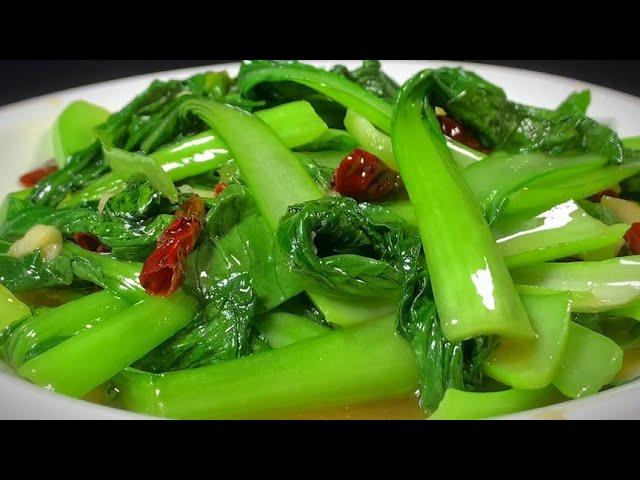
[9,225,63,262]
[601,196,640,224]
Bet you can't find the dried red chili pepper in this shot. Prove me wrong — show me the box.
[140,196,206,296]
[214,182,228,197]
[625,223,640,255]
[589,189,619,202]
[331,148,402,202]
[19,162,58,187]
[437,115,490,153]
[176,195,206,220]
[73,232,112,253]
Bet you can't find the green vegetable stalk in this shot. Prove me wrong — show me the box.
[17,290,198,397]
[112,315,419,419]
[6,290,130,368]
[52,100,110,167]
[511,256,640,313]
[391,69,534,342]
[552,322,623,398]
[343,108,486,171]
[60,101,328,208]
[503,164,640,218]
[493,200,630,268]
[463,151,606,223]
[429,385,564,420]
[386,199,629,268]
[177,98,393,326]
[237,61,393,133]
[343,109,396,167]
[178,99,323,230]
[255,311,330,349]
[0,283,31,351]
[485,293,570,389]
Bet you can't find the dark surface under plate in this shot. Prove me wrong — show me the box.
[0,60,639,108]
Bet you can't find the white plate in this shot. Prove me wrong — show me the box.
[1,60,639,420]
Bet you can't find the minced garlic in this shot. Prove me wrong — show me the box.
[8,225,63,262]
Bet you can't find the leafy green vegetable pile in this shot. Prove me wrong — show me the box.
[2,60,640,419]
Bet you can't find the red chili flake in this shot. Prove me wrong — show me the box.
[214,182,228,197]
[73,233,112,253]
[140,196,206,296]
[331,148,402,202]
[589,189,619,202]
[437,115,491,153]
[19,162,58,187]
[625,223,640,255]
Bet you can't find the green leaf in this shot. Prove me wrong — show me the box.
[429,68,626,165]
[277,196,421,298]
[135,271,257,373]
[331,60,400,102]
[30,141,107,208]
[0,203,173,261]
[185,184,300,312]
[103,178,169,222]
[237,60,393,133]
[104,145,179,203]
[396,268,496,413]
[0,250,74,292]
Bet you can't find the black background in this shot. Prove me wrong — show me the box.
[0,60,639,107]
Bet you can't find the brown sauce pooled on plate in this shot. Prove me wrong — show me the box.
[83,387,426,420]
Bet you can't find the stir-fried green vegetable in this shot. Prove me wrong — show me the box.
[1,60,638,420]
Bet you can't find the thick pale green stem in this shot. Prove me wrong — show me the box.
[504,164,640,218]
[6,290,130,368]
[179,99,323,230]
[463,152,606,222]
[255,312,330,348]
[511,256,640,313]
[112,315,419,419]
[429,386,564,420]
[344,108,486,171]
[391,70,534,342]
[17,291,198,398]
[552,322,623,398]
[493,201,629,268]
[0,283,30,333]
[485,293,570,389]
[387,199,629,268]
